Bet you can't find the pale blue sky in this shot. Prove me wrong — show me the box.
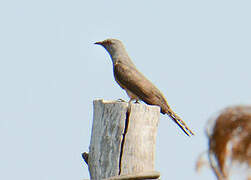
[0,0,251,180]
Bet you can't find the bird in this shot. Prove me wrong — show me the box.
[95,38,194,136]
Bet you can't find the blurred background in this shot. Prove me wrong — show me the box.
[0,0,251,179]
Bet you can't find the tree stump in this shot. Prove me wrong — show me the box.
[87,99,160,180]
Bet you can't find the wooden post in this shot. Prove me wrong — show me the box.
[87,99,160,180]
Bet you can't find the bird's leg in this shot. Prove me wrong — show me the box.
[128,98,134,104]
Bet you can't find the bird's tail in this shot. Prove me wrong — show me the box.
[165,108,194,136]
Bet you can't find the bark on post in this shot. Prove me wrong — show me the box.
[88,99,160,180]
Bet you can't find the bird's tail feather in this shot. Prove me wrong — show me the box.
[166,108,194,136]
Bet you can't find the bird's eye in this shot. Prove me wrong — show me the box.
[105,41,112,45]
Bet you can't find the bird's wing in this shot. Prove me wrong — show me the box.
[114,62,166,107]
[114,62,194,136]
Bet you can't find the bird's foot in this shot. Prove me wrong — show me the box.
[129,99,140,104]
[135,100,140,104]
[117,98,127,102]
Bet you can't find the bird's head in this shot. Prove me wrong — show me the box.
[95,39,125,58]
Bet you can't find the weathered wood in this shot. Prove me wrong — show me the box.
[104,171,160,180]
[88,99,160,180]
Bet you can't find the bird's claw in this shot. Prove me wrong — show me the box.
[128,99,140,104]
[117,98,127,102]
[135,100,140,104]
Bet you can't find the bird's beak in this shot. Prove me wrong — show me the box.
[94,41,103,45]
